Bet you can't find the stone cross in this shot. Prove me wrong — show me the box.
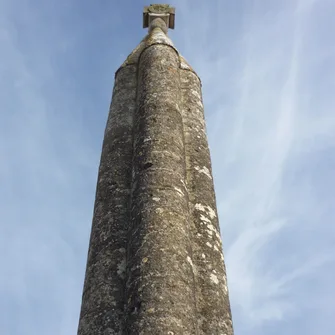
[77,4,234,334]
[143,4,175,32]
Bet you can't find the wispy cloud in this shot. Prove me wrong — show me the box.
[1,0,334,334]
[0,1,100,334]
[178,0,335,333]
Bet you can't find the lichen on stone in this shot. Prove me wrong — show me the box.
[78,8,234,334]
[148,4,171,13]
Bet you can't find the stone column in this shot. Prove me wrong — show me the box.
[124,22,198,334]
[180,68,234,334]
[77,65,137,334]
[77,5,235,334]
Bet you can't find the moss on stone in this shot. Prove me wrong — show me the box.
[148,4,171,13]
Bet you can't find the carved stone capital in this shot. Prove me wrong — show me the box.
[143,4,175,30]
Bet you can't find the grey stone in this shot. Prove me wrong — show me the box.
[78,5,234,335]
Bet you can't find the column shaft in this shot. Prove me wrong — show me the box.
[180,69,234,334]
[125,41,198,334]
[78,65,137,334]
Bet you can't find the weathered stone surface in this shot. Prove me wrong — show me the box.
[78,65,137,335]
[180,69,233,334]
[78,7,234,334]
[125,38,197,334]
[143,4,175,30]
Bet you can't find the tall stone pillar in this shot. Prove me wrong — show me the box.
[180,67,233,334]
[77,64,136,334]
[77,4,234,335]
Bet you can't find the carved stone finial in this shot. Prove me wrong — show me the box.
[143,4,175,32]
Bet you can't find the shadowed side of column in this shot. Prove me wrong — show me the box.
[125,40,198,334]
[77,5,235,334]
[77,65,137,334]
[180,67,234,335]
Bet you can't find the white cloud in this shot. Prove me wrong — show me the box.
[1,0,335,334]
[178,0,335,333]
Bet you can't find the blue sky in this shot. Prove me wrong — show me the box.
[1,0,334,334]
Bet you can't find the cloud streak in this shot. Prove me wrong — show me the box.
[177,0,335,333]
[1,0,334,334]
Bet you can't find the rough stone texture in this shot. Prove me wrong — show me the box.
[147,4,171,13]
[78,9,234,335]
[78,65,137,334]
[180,69,234,334]
[148,17,169,34]
[119,26,176,69]
[143,4,175,30]
[125,35,197,334]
